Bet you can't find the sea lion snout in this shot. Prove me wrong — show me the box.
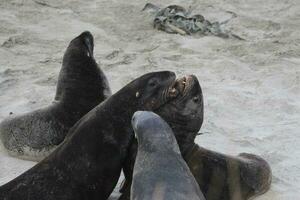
[131,111,141,133]
[167,74,195,100]
[131,111,157,135]
[71,31,94,58]
[79,31,94,58]
[131,111,176,147]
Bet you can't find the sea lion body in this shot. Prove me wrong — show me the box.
[131,111,205,200]
[0,31,111,161]
[0,71,179,200]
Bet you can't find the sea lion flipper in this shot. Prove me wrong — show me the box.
[184,145,272,199]
[239,153,272,195]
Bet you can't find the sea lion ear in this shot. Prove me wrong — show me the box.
[81,31,94,58]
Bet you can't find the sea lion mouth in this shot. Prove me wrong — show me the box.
[151,74,195,112]
[168,75,193,98]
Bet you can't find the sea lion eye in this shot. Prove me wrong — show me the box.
[193,96,199,103]
[148,79,158,87]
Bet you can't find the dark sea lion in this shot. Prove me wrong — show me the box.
[119,75,272,200]
[0,71,183,200]
[131,111,205,200]
[0,31,111,161]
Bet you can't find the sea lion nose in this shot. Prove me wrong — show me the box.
[132,111,143,130]
[132,111,145,139]
[132,111,143,123]
[80,31,94,57]
[132,111,154,131]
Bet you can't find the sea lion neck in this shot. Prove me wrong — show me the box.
[172,129,198,155]
[54,56,110,123]
[54,32,111,106]
[110,90,139,113]
[138,138,181,156]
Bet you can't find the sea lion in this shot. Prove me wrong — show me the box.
[0,71,186,200]
[131,111,205,200]
[119,75,271,200]
[0,31,111,161]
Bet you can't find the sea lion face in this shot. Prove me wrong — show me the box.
[155,75,204,133]
[131,111,180,153]
[68,31,94,59]
[127,71,178,111]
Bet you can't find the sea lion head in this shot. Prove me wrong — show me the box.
[55,31,111,104]
[66,31,94,61]
[117,71,180,112]
[131,111,180,153]
[121,72,202,148]
[153,74,203,153]
[155,75,203,132]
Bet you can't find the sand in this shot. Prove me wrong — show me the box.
[0,0,299,199]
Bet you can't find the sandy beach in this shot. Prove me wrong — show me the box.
[0,0,299,199]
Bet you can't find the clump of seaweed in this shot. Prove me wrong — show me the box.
[143,3,244,40]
